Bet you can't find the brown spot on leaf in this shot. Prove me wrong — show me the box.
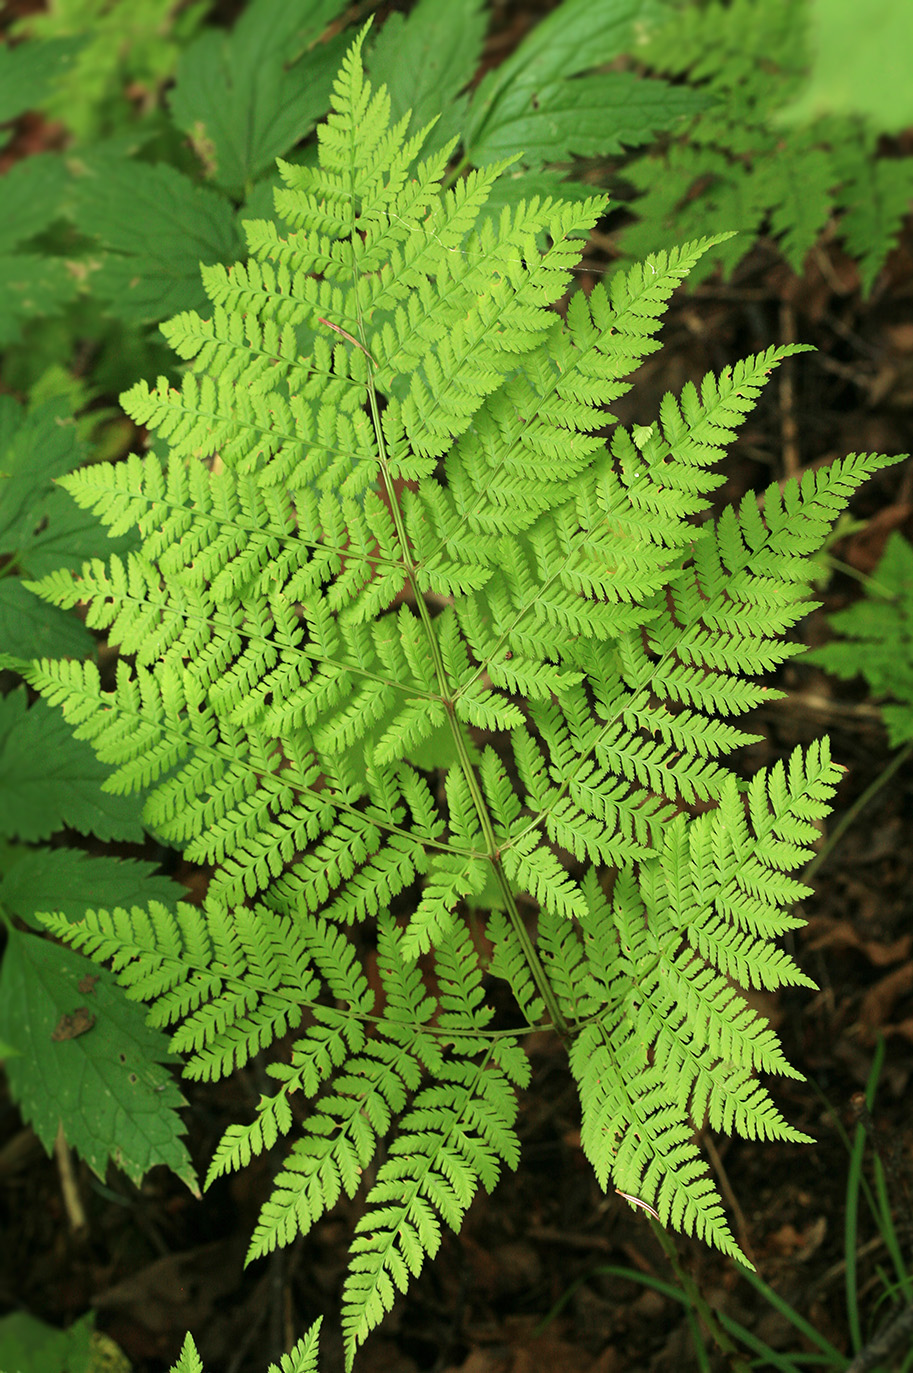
[51,1007,95,1041]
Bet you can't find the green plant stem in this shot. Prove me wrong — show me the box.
[846,1113,867,1352]
[825,556,897,599]
[443,152,471,190]
[804,741,913,882]
[863,1055,913,1304]
[844,1301,913,1373]
[646,1220,753,1372]
[735,1266,846,1365]
[349,267,570,1040]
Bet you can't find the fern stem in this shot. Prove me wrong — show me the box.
[647,1221,752,1371]
[345,257,571,1040]
[442,153,471,191]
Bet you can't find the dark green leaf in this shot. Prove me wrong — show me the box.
[0,580,94,660]
[0,398,85,550]
[0,155,70,252]
[464,0,668,161]
[0,1311,94,1373]
[72,156,241,322]
[469,71,711,167]
[0,930,196,1191]
[1,848,183,933]
[169,0,351,195]
[0,36,84,127]
[367,0,487,154]
[0,693,149,843]
[0,255,79,347]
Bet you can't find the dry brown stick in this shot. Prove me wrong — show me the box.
[54,1122,87,1234]
[844,1301,913,1373]
[779,300,800,479]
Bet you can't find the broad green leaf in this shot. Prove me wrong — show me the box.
[0,929,197,1192]
[367,0,487,154]
[0,397,85,548]
[0,155,70,253]
[0,578,94,659]
[0,1312,94,1373]
[463,0,670,163]
[469,70,712,166]
[0,694,149,843]
[71,156,241,323]
[1,848,183,933]
[0,396,134,652]
[0,36,84,127]
[169,0,350,195]
[15,487,137,579]
[0,255,79,347]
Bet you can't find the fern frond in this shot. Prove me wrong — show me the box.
[41,899,319,1081]
[808,531,913,746]
[570,1027,744,1260]
[487,908,546,1025]
[342,929,525,1369]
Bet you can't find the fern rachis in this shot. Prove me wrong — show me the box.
[22,28,905,1370]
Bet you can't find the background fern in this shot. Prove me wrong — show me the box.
[809,532,913,748]
[9,22,907,1373]
[614,0,913,291]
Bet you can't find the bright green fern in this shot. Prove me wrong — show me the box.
[167,1320,321,1373]
[21,28,904,1370]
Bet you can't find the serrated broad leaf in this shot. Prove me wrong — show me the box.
[366,0,486,156]
[464,0,668,155]
[1,847,184,933]
[0,694,149,843]
[169,0,350,195]
[0,36,84,126]
[72,156,241,323]
[0,155,70,253]
[0,930,197,1193]
[469,70,712,167]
